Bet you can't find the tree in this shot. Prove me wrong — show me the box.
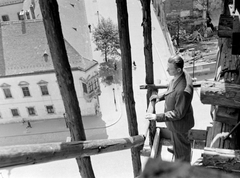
[98,58,122,86]
[92,18,120,62]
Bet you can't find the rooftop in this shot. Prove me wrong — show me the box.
[0,19,97,76]
[0,0,24,7]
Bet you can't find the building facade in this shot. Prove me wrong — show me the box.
[0,69,100,122]
[0,0,101,123]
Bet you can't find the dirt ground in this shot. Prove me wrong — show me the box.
[178,34,219,67]
[175,0,222,67]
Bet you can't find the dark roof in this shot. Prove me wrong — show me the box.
[0,0,24,7]
[0,19,97,76]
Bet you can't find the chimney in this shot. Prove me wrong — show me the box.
[19,10,26,34]
[19,9,25,20]
[30,4,36,19]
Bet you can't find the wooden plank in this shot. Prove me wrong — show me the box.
[210,121,223,148]
[214,106,238,126]
[156,128,207,149]
[206,126,213,147]
[140,81,201,90]
[188,129,207,149]
[140,158,239,178]
[0,135,144,169]
[188,129,207,141]
[146,91,157,147]
[200,81,240,108]
[150,128,161,159]
[202,147,240,173]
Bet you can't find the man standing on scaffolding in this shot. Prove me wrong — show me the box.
[145,55,194,163]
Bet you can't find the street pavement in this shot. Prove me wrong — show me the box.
[0,0,213,178]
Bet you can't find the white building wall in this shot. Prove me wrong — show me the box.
[0,69,97,123]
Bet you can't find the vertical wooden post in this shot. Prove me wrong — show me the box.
[140,0,156,147]
[116,0,142,177]
[39,1,95,177]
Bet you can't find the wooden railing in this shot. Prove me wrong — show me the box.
[0,95,156,169]
[0,135,144,168]
[142,98,162,159]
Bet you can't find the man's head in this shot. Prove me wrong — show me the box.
[167,55,184,77]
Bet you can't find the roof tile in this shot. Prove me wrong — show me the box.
[0,20,96,76]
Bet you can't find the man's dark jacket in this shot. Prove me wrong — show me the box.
[156,71,194,133]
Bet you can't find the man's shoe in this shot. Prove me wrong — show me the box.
[167,146,174,154]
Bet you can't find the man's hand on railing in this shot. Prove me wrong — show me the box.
[145,113,157,121]
[146,113,166,122]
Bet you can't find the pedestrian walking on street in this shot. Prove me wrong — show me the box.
[145,55,195,163]
[26,120,32,128]
[132,61,136,70]
[88,24,92,33]
[133,61,136,67]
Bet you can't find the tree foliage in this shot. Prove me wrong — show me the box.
[92,17,121,86]
[98,58,122,86]
[92,18,120,62]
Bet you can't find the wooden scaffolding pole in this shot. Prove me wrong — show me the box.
[140,0,156,147]
[116,0,142,177]
[0,135,144,168]
[39,1,95,177]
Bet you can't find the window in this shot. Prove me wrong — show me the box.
[46,105,54,114]
[40,85,49,95]
[11,109,19,117]
[27,107,36,116]
[82,83,88,93]
[2,15,9,21]
[18,10,25,20]
[3,88,12,98]
[88,82,93,93]
[93,78,99,89]
[22,87,31,97]
[0,83,12,99]
[17,12,23,20]
[37,80,50,96]
[18,81,31,97]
